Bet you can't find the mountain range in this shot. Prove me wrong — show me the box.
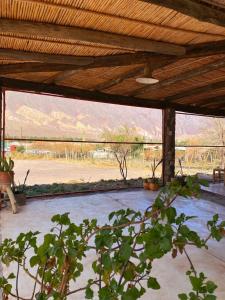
[5,91,211,141]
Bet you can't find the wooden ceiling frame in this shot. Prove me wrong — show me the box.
[0,77,224,117]
[0,18,186,56]
[130,57,225,96]
[13,0,225,39]
[140,0,225,28]
[0,11,224,117]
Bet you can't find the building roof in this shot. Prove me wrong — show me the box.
[0,0,225,117]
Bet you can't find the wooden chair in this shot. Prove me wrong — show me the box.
[213,168,225,184]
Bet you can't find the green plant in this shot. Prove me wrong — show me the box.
[13,169,30,194]
[0,157,14,172]
[0,176,224,300]
[149,158,163,183]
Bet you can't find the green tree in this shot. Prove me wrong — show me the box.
[103,126,144,181]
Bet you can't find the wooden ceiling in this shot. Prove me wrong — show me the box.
[0,0,225,116]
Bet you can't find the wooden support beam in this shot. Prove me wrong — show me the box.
[94,66,143,91]
[140,0,225,28]
[0,77,163,110]
[0,77,224,117]
[162,108,176,184]
[0,18,186,56]
[186,41,225,58]
[200,96,225,108]
[44,70,80,84]
[0,48,95,65]
[164,80,225,103]
[43,55,172,85]
[0,49,165,72]
[131,58,225,96]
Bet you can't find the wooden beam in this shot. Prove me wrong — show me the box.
[0,77,224,117]
[131,58,225,96]
[140,0,225,28]
[41,55,172,85]
[0,62,85,75]
[162,108,176,184]
[48,44,225,85]
[94,66,143,91]
[164,80,225,103]
[0,48,95,65]
[0,18,186,56]
[44,70,80,84]
[200,96,225,107]
[0,50,165,69]
[0,77,163,109]
[186,41,225,58]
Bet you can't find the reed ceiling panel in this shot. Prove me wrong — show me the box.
[0,0,225,48]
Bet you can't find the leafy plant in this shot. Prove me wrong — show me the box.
[0,176,224,300]
[0,157,14,172]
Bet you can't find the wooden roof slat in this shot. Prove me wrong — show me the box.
[140,0,225,28]
[0,18,186,56]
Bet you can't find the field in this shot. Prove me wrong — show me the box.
[14,159,150,185]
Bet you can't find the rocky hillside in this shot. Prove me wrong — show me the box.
[5,91,211,141]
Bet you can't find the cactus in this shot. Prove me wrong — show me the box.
[0,157,14,172]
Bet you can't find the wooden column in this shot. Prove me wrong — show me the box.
[0,87,6,158]
[162,108,176,184]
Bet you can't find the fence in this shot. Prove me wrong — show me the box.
[4,138,225,185]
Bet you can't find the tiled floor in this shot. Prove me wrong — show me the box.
[1,190,225,299]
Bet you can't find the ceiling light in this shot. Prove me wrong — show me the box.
[136,63,159,85]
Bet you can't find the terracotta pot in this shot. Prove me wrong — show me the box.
[143,182,150,190]
[15,193,26,206]
[149,182,160,191]
[0,171,14,191]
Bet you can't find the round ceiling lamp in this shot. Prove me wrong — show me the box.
[136,63,159,84]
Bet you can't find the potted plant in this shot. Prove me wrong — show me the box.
[13,169,30,206]
[148,158,163,191]
[174,159,186,186]
[143,178,150,190]
[0,157,14,192]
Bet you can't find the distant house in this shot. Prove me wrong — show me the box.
[90,149,113,159]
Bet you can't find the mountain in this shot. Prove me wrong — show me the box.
[5,91,211,141]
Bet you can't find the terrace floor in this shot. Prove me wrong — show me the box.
[202,183,225,198]
[1,190,225,299]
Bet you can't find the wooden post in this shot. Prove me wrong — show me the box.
[0,87,5,158]
[162,108,176,184]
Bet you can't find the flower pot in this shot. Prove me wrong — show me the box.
[0,171,14,191]
[143,182,150,190]
[15,192,26,206]
[149,182,160,191]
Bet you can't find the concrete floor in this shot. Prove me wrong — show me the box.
[1,190,225,299]
[202,183,225,197]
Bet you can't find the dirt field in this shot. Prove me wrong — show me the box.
[14,159,150,185]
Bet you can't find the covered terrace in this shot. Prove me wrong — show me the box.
[0,0,225,299]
